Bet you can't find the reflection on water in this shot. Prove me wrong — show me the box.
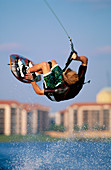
[0,141,111,169]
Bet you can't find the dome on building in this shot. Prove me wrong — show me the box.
[96,87,111,103]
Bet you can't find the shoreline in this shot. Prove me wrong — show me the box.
[0,134,111,142]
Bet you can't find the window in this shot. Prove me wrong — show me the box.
[103,110,109,130]
[19,109,21,134]
[82,110,89,130]
[91,110,100,128]
[61,113,64,126]
[74,110,80,131]
[74,110,77,125]
[11,108,16,134]
[37,110,41,133]
[42,111,48,131]
[27,111,32,134]
[0,109,4,134]
[83,110,88,124]
[37,110,48,133]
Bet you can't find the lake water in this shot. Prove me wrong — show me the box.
[0,141,111,170]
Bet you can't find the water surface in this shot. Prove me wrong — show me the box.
[0,141,110,169]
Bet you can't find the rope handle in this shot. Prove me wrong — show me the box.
[63,38,75,72]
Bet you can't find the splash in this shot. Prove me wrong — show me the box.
[7,141,111,170]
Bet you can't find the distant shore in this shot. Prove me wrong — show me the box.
[0,133,111,142]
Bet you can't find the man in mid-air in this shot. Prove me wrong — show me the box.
[25,51,88,102]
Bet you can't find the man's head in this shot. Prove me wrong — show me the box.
[63,68,79,85]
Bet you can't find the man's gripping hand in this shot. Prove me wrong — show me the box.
[71,51,78,60]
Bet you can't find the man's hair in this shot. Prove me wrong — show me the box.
[63,68,79,85]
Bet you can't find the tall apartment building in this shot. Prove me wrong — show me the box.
[55,87,111,135]
[0,100,50,136]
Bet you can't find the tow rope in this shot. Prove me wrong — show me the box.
[43,0,74,71]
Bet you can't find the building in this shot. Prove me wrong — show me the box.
[0,100,50,136]
[96,87,111,103]
[55,87,111,136]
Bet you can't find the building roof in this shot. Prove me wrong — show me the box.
[0,100,50,111]
[58,109,67,114]
[57,102,111,114]
[96,87,111,103]
[70,102,111,108]
[0,100,20,106]
[22,103,50,111]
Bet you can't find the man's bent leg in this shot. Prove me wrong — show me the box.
[50,60,58,67]
[27,62,51,75]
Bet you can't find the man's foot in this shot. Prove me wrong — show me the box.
[18,59,25,77]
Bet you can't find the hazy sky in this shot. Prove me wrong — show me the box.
[0,0,111,112]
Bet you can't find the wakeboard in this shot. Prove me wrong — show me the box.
[9,54,41,83]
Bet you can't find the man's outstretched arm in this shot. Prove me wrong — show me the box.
[31,81,44,95]
[25,73,44,95]
[71,53,88,66]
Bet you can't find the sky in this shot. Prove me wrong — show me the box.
[0,0,111,113]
